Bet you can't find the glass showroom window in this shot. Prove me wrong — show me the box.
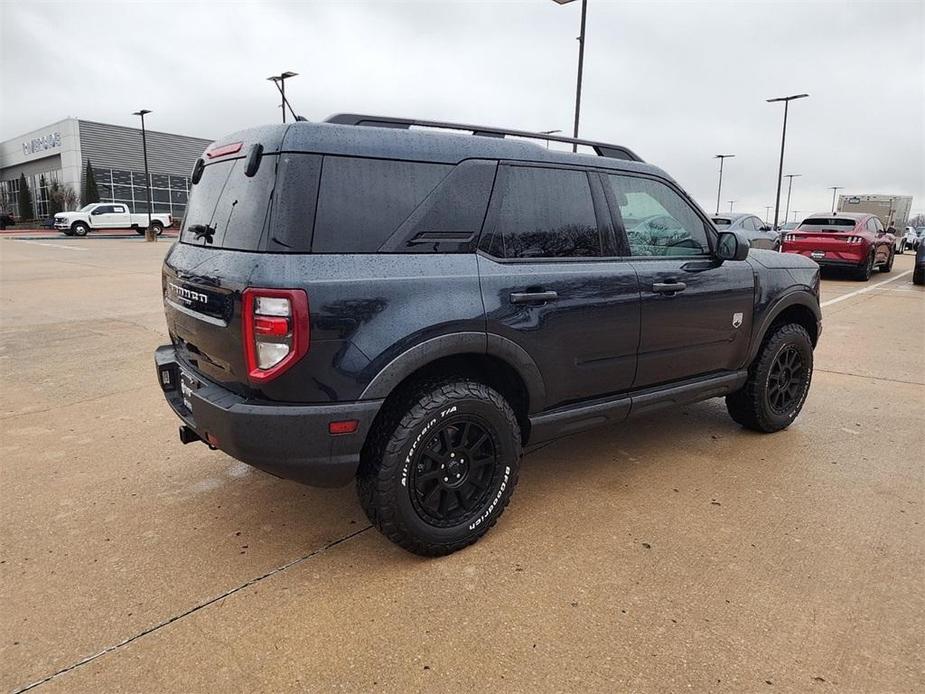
[93,167,191,219]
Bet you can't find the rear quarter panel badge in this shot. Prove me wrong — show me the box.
[732,312,743,328]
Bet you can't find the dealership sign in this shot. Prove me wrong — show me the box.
[22,131,61,156]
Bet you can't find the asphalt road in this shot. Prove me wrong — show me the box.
[1,238,922,693]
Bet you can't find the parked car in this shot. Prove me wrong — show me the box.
[900,226,920,253]
[0,209,14,230]
[781,213,895,281]
[778,221,800,232]
[154,115,821,556]
[53,203,172,236]
[711,213,780,250]
[914,240,925,286]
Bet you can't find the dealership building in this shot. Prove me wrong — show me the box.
[0,119,212,221]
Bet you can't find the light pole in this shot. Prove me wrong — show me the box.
[132,109,154,242]
[765,205,772,223]
[784,174,801,227]
[714,154,735,215]
[791,210,801,223]
[767,93,809,230]
[829,186,843,214]
[728,200,736,212]
[553,0,588,152]
[540,129,562,149]
[267,71,298,123]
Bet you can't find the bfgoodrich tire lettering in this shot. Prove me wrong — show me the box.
[357,379,521,556]
[726,323,813,433]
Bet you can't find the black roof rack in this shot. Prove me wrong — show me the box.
[323,114,644,163]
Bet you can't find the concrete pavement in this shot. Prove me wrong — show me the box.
[1,239,922,692]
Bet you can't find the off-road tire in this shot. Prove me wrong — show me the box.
[879,249,894,273]
[71,222,89,237]
[726,323,813,433]
[854,251,874,281]
[357,378,522,556]
[150,221,165,236]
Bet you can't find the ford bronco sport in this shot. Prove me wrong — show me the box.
[155,115,822,556]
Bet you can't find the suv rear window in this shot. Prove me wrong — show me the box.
[311,157,451,253]
[798,217,857,230]
[180,157,277,251]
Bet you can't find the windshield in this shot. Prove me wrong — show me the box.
[712,218,732,227]
[78,204,97,212]
[798,217,857,231]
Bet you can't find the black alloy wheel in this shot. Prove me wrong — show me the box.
[767,345,807,416]
[410,417,498,528]
[357,378,522,556]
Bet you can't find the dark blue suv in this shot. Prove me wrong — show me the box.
[155,115,821,555]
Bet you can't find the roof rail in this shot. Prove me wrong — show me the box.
[323,114,644,163]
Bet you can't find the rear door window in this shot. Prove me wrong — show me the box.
[487,166,602,259]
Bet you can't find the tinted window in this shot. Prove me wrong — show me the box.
[799,218,856,230]
[312,157,451,253]
[268,153,322,252]
[180,156,277,251]
[490,166,601,259]
[93,205,113,214]
[606,175,710,256]
[712,217,732,227]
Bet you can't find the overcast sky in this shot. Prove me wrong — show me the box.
[2,0,923,218]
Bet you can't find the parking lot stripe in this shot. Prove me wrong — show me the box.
[9,239,90,252]
[820,270,912,308]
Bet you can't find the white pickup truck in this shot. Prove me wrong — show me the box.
[54,203,172,236]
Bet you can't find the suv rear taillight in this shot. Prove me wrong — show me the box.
[242,288,309,383]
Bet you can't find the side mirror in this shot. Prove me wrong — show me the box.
[716,230,749,261]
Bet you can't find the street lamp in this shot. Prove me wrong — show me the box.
[767,93,809,229]
[714,154,735,215]
[540,129,562,149]
[553,0,588,152]
[784,174,802,227]
[132,109,154,242]
[791,210,801,223]
[765,205,772,223]
[829,186,843,214]
[728,200,736,212]
[267,71,298,123]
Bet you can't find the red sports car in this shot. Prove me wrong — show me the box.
[781,213,895,281]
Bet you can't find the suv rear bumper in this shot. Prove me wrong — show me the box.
[154,345,382,487]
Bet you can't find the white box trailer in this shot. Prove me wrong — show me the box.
[837,194,913,229]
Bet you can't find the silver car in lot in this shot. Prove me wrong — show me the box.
[711,213,781,250]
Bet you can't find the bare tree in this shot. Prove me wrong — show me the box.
[49,181,78,213]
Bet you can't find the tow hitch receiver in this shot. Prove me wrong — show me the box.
[178,425,202,445]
